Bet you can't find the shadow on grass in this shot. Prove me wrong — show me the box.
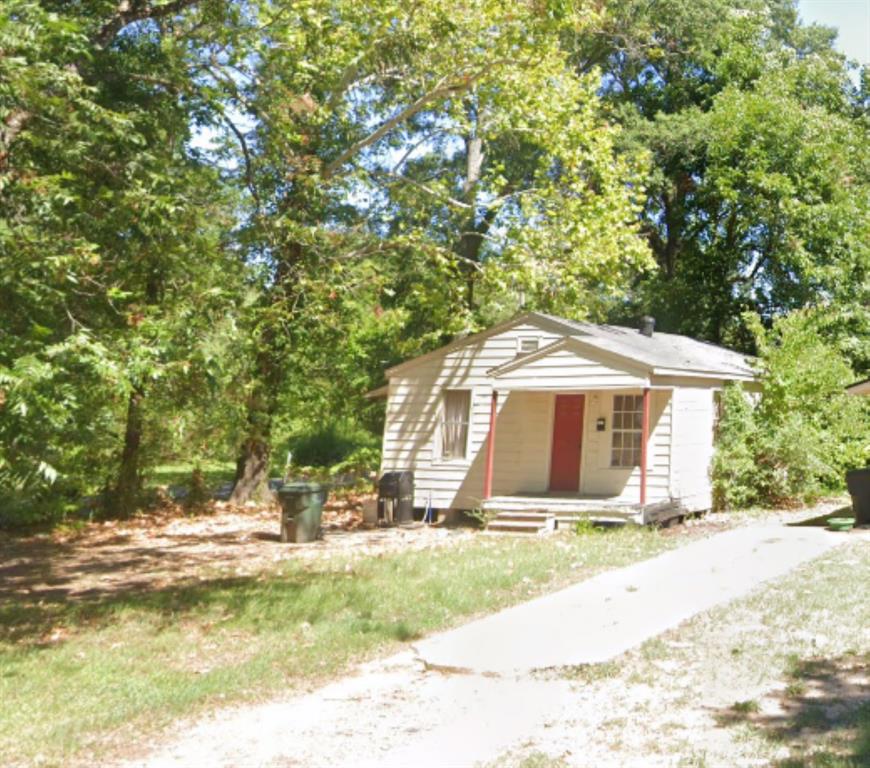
[0,528,284,603]
[0,555,426,649]
[715,652,870,767]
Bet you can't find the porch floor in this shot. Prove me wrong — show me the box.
[481,494,683,525]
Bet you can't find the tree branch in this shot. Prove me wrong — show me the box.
[321,67,492,180]
[373,170,472,210]
[94,0,200,48]
[221,113,261,209]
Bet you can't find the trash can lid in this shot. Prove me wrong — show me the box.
[278,482,326,494]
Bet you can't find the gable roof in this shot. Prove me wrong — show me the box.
[384,313,548,376]
[488,336,651,379]
[382,311,756,382]
[847,377,870,396]
[533,313,756,380]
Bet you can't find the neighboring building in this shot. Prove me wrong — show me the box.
[372,312,757,526]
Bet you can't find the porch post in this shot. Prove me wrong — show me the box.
[640,387,650,506]
[483,389,498,500]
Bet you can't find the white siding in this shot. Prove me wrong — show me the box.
[380,323,562,509]
[494,347,649,390]
[380,318,719,512]
[579,390,672,503]
[669,386,716,512]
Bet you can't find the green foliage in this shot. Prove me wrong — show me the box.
[712,311,870,509]
[2,0,868,523]
[574,517,604,536]
[286,422,381,474]
[0,334,122,525]
[711,385,761,510]
[0,0,243,523]
[581,0,870,346]
[463,507,497,529]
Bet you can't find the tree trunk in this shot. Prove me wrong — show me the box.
[110,388,144,518]
[459,132,485,310]
[229,345,280,505]
[229,435,273,504]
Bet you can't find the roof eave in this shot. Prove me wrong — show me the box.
[384,312,540,377]
[651,366,758,382]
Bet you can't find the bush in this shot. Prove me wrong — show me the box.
[285,421,381,474]
[712,311,870,509]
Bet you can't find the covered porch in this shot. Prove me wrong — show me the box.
[481,386,661,506]
[475,338,676,526]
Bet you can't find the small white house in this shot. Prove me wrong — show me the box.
[373,312,757,526]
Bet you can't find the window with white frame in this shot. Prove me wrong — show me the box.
[611,394,643,467]
[441,389,471,460]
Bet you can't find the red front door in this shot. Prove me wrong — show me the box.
[549,394,585,492]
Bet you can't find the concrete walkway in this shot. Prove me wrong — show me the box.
[122,520,851,768]
[415,523,844,674]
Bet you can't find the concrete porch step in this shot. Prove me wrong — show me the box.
[483,496,639,514]
[554,512,637,529]
[486,511,555,535]
[493,511,552,523]
[486,521,550,535]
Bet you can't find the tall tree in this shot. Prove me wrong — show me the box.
[222,0,652,502]
[0,1,240,520]
[571,0,870,349]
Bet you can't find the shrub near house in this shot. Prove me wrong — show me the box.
[713,312,870,509]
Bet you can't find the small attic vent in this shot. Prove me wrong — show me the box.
[519,337,539,354]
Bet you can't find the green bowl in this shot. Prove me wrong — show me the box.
[827,517,855,532]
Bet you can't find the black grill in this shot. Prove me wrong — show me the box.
[377,471,414,523]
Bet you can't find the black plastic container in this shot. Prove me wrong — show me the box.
[846,467,870,525]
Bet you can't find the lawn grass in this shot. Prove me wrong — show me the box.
[0,525,678,767]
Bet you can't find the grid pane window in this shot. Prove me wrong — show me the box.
[611,394,644,467]
[441,389,471,459]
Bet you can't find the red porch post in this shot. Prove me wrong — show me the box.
[640,387,650,506]
[483,390,498,500]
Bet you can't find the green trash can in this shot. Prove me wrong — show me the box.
[278,482,328,543]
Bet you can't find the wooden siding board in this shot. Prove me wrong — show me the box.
[381,323,562,508]
[669,387,715,511]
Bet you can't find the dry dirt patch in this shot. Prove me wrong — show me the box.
[0,497,475,606]
[0,499,842,608]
